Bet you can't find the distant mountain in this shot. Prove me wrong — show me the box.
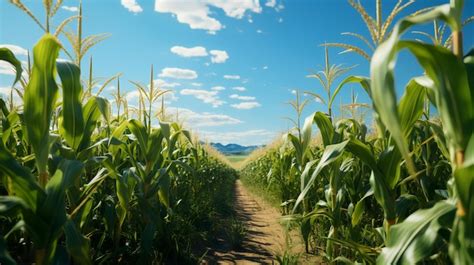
[209,142,263,155]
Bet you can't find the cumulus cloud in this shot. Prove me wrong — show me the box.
[154,0,261,34]
[0,61,18,76]
[168,107,242,127]
[265,0,276,8]
[211,86,225,91]
[224,75,240,80]
[121,0,143,13]
[198,129,276,145]
[0,86,22,106]
[210,50,229,63]
[231,101,261,109]
[154,79,181,88]
[180,89,225,107]
[170,46,208,57]
[169,46,229,64]
[61,6,78,12]
[0,44,28,56]
[229,94,255,101]
[159,67,198,79]
[126,89,179,106]
[232,86,246,92]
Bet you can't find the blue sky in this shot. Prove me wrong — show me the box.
[1,0,473,145]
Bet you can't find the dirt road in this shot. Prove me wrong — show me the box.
[204,180,321,264]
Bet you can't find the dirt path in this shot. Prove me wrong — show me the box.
[203,180,321,264]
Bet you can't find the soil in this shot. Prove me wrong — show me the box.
[202,180,322,264]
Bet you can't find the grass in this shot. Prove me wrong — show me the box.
[226,155,248,164]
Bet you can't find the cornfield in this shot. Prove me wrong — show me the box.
[1,0,473,264]
[0,1,237,264]
[241,0,474,264]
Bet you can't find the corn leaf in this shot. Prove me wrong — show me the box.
[0,48,23,86]
[64,218,91,265]
[378,200,456,264]
[0,142,44,211]
[23,34,61,174]
[371,4,471,174]
[313,111,334,147]
[293,140,349,212]
[57,61,84,151]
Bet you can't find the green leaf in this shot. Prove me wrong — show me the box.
[146,129,164,165]
[79,96,109,151]
[57,61,84,151]
[371,4,471,172]
[0,142,44,210]
[346,138,377,170]
[351,190,373,226]
[128,119,148,158]
[398,79,426,137]
[378,200,456,264]
[23,34,61,174]
[0,196,26,217]
[330,76,371,108]
[450,162,474,264]
[0,47,23,86]
[64,218,91,265]
[293,140,348,212]
[39,160,83,248]
[313,111,334,147]
[0,235,16,265]
[378,146,401,189]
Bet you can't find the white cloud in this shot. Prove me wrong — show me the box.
[126,89,179,105]
[170,46,208,57]
[180,88,225,107]
[198,129,275,145]
[61,6,78,12]
[231,101,261,109]
[232,86,246,91]
[224,75,240,80]
[0,61,17,76]
[263,65,268,70]
[265,0,276,8]
[125,90,141,102]
[211,86,225,91]
[256,29,263,34]
[0,44,28,56]
[0,86,22,106]
[154,79,181,88]
[210,50,229,63]
[229,94,255,101]
[159,67,198,79]
[169,107,242,127]
[191,82,202,87]
[121,0,143,13]
[154,0,261,34]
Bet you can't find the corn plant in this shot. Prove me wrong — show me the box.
[370,0,473,263]
[324,0,418,61]
[1,1,239,264]
[306,47,354,120]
